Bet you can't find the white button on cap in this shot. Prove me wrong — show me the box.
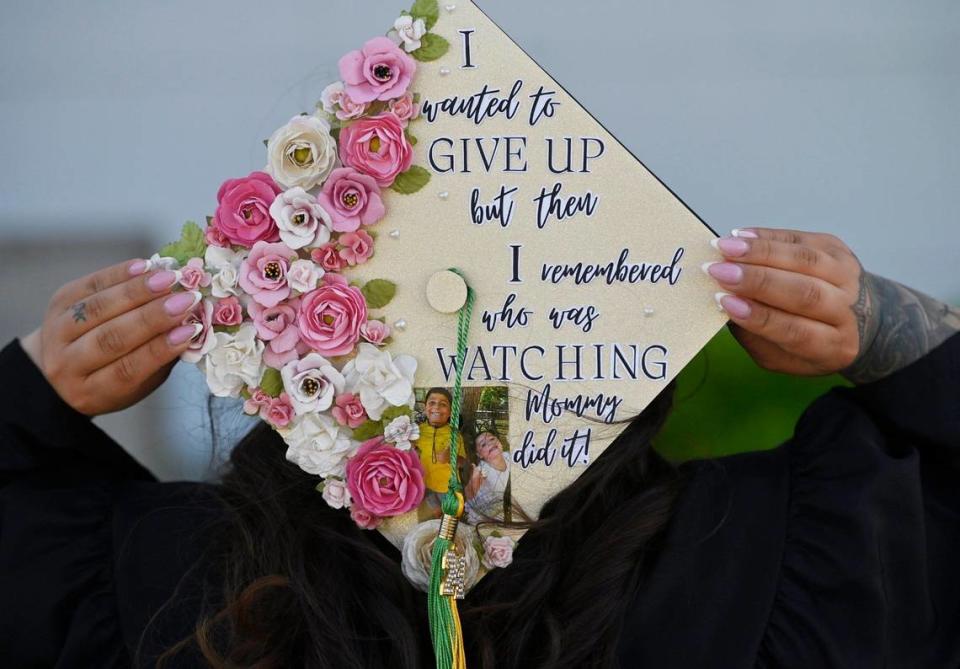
[426,270,467,314]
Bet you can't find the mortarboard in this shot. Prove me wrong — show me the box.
[154,1,726,665]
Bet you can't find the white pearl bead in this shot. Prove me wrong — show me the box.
[439,67,451,76]
[393,319,408,331]
[445,4,457,12]
[643,306,655,317]
[389,229,401,239]
[438,191,449,200]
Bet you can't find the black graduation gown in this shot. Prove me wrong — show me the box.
[1,332,958,668]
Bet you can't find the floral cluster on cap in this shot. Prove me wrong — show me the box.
[153,0,452,532]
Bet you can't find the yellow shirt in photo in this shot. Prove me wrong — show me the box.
[416,423,464,493]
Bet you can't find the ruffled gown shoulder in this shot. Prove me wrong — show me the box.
[618,332,960,668]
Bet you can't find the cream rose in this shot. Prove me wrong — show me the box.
[203,324,265,397]
[388,15,427,53]
[280,353,345,415]
[265,113,338,190]
[401,520,480,593]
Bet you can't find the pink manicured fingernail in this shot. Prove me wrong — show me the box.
[731,228,759,239]
[714,292,752,319]
[128,259,148,275]
[710,237,750,256]
[164,291,202,316]
[703,261,743,284]
[167,323,202,345]
[147,270,180,292]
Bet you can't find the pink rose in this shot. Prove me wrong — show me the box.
[338,36,416,104]
[248,298,302,368]
[338,113,413,187]
[345,437,425,518]
[316,167,386,233]
[350,506,382,530]
[262,393,295,428]
[205,224,230,248]
[482,535,516,569]
[180,299,215,364]
[359,320,391,346]
[338,230,374,266]
[211,171,282,248]
[296,274,367,357]
[238,241,298,308]
[179,257,212,291]
[310,244,347,272]
[243,387,272,415]
[388,92,419,124]
[332,392,367,429]
[213,296,244,326]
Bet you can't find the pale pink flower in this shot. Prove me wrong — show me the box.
[322,478,351,509]
[310,244,347,272]
[238,241,298,307]
[212,296,244,326]
[338,36,416,104]
[320,82,368,121]
[316,167,385,233]
[482,535,516,569]
[296,274,367,357]
[262,393,295,428]
[350,506,382,530]
[338,112,413,187]
[243,387,272,415]
[178,257,212,291]
[338,230,374,266]
[360,320,391,346]
[211,172,282,248]
[248,298,302,369]
[388,92,419,123]
[331,392,367,429]
[179,299,215,364]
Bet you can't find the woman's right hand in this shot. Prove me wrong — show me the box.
[19,258,204,417]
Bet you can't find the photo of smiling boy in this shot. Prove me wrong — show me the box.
[415,387,467,519]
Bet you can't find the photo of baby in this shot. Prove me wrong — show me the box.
[413,386,511,525]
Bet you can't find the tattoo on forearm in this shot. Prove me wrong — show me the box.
[842,266,960,384]
[71,302,87,323]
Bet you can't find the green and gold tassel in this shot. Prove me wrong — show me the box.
[427,268,474,669]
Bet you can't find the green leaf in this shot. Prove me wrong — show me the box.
[381,405,413,422]
[361,279,397,309]
[158,220,207,265]
[405,129,418,146]
[259,368,284,398]
[410,0,439,30]
[352,420,385,441]
[390,165,431,194]
[411,32,450,62]
[315,481,326,493]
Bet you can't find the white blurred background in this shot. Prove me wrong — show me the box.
[1,0,957,480]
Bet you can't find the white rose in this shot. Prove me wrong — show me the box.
[280,353,345,415]
[204,245,246,298]
[401,520,480,593]
[321,478,351,509]
[383,414,419,450]
[269,187,332,250]
[203,324,265,397]
[265,113,338,191]
[287,258,324,294]
[342,343,417,421]
[281,412,357,478]
[388,15,427,53]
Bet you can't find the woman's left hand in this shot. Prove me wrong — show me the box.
[705,228,866,376]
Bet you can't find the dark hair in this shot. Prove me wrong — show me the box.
[424,387,453,404]
[150,381,686,668]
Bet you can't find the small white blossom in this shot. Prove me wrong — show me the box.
[388,15,427,53]
[321,478,351,509]
[383,414,419,450]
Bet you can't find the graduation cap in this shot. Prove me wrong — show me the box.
[155,1,725,665]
